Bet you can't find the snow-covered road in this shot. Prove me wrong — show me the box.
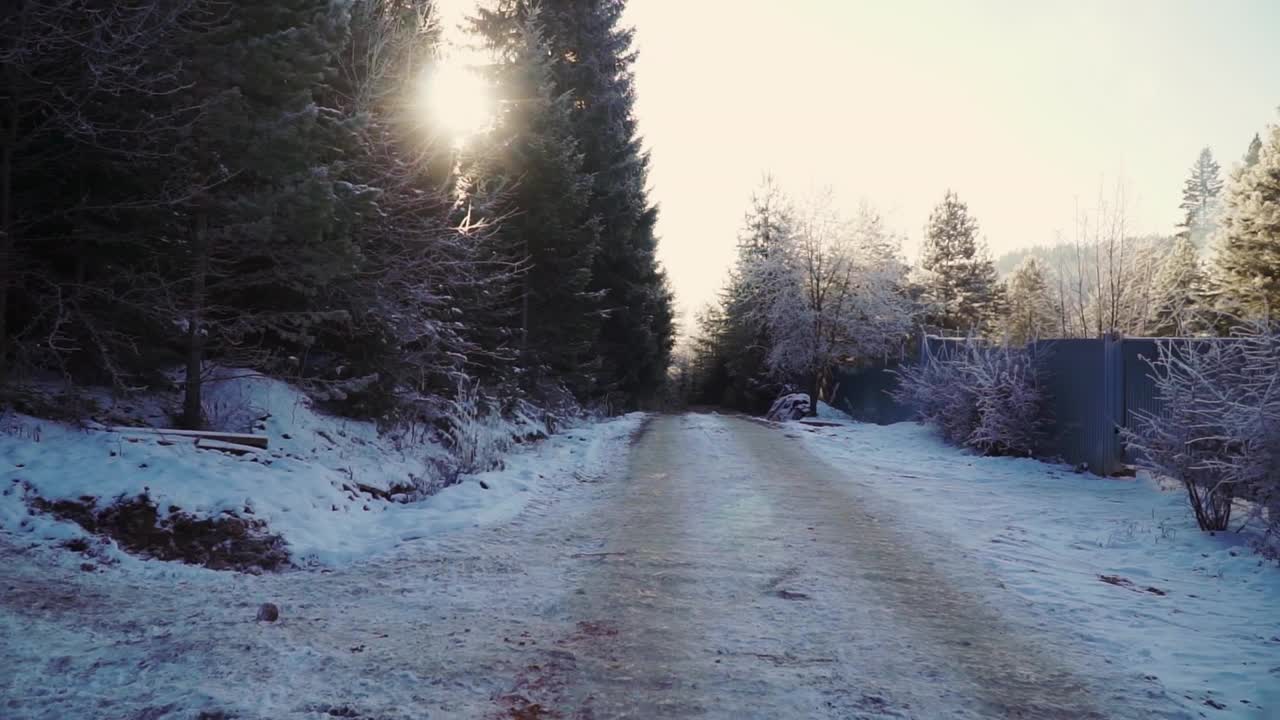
[2,412,1273,719]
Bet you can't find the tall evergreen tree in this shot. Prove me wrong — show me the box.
[1150,237,1208,335]
[1244,133,1263,168]
[1215,119,1280,319]
[465,8,602,399]
[1001,257,1056,345]
[0,0,206,384]
[920,190,999,334]
[471,0,673,408]
[166,0,370,427]
[1177,147,1223,247]
[717,177,795,411]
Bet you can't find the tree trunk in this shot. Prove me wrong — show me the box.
[181,211,209,429]
[519,235,531,385]
[0,81,16,382]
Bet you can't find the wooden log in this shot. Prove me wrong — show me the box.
[108,426,269,449]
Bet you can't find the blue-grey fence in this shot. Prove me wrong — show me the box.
[832,334,1196,476]
[829,362,914,425]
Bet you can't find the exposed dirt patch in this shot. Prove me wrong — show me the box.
[30,493,289,572]
[1099,574,1168,596]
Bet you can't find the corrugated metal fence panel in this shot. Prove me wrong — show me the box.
[830,363,915,425]
[1101,335,1125,475]
[1036,339,1109,471]
[923,336,969,361]
[1121,339,1164,462]
[849,335,1215,475]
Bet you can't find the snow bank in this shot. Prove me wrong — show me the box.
[814,400,854,422]
[0,373,646,570]
[796,420,1280,719]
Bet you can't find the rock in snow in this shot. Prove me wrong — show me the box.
[256,603,279,622]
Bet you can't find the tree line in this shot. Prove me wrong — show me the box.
[0,0,673,428]
[686,117,1280,413]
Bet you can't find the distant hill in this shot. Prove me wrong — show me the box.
[994,234,1178,277]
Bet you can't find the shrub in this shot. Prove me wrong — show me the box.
[893,340,1048,457]
[1125,324,1280,551]
[443,381,514,476]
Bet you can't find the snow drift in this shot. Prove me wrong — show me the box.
[0,372,645,569]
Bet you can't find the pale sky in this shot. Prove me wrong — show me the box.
[439,0,1280,330]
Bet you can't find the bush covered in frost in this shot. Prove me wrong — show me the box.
[1125,324,1279,557]
[443,381,515,477]
[892,340,1049,457]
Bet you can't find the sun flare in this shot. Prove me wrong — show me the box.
[418,60,493,144]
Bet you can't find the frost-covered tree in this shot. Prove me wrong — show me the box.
[687,177,798,411]
[1149,237,1208,336]
[741,194,914,412]
[1244,133,1263,169]
[1214,118,1280,320]
[1055,182,1165,337]
[1178,147,1224,247]
[718,177,796,410]
[1001,257,1057,345]
[920,191,1000,335]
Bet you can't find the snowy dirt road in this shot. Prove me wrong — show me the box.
[0,413,1223,719]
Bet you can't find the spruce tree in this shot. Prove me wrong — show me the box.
[1002,257,1057,345]
[168,0,369,427]
[1177,147,1223,247]
[920,190,1000,335]
[1150,237,1208,335]
[465,8,603,399]
[718,177,795,411]
[471,0,673,408]
[1215,120,1280,320]
[0,0,206,384]
[1244,133,1263,168]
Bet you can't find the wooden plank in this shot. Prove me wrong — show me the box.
[108,426,269,449]
[195,438,265,455]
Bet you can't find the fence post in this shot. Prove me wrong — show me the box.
[1100,332,1125,474]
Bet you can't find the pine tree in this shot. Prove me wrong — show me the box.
[920,190,1000,335]
[167,0,370,427]
[1178,147,1223,247]
[1215,119,1280,320]
[1002,257,1057,345]
[1244,133,1263,168]
[0,0,207,384]
[465,8,603,399]
[717,177,795,411]
[471,0,673,408]
[1149,237,1208,335]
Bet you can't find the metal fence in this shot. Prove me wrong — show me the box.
[829,362,914,425]
[831,334,1199,476]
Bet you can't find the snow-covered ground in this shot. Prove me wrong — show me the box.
[0,373,645,569]
[792,409,1280,719]
[2,402,1277,719]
